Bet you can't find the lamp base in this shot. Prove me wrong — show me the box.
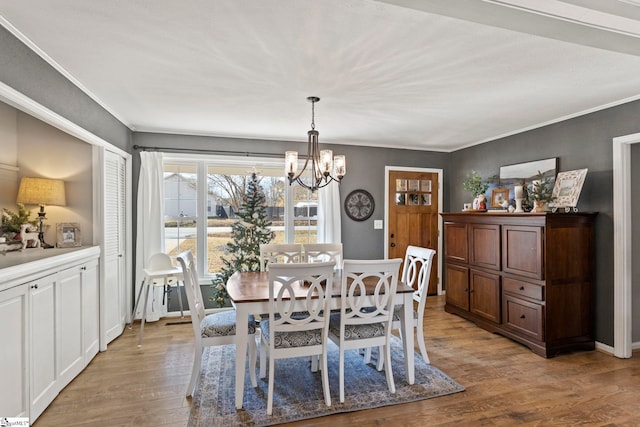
[38,231,54,249]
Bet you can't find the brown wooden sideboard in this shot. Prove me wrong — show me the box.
[441,212,597,358]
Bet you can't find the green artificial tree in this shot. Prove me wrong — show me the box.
[211,172,275,307]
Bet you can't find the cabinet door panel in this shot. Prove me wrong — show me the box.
[0,284,29,418]
[470,269,501,323]
[469,224,501,270]
[444,223,468,264]
[503,295,544,341]
[82,260,100,361]
[445,264,469,311]
[502,225,544,279]
[30,275,58,420]
[57,266,84,386]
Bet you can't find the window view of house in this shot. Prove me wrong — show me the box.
[163,157,318,276]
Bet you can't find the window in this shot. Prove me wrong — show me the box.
[163,155,318,278]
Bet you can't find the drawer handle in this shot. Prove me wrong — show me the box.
[81,266,87,271]
[519,286,525,291]
[31,284,38,289]
[520,314,526,319]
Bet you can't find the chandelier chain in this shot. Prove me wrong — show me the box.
[311,99,315,130]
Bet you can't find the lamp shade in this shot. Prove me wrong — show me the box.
[16,177,66,206]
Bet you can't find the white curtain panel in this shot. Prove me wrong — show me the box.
[317,182,342,244]
[134,151,166,321]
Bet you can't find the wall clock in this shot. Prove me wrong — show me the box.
[344,189,375,221]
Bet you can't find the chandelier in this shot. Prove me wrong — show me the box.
[285,96,346,192]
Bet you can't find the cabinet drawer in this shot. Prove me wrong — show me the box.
[503,277,543,301]
[503,295,544,341]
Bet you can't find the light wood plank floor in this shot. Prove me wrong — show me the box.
[35,295,640,426]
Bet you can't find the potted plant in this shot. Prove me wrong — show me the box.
[463,170,490,210]
[529,171,556,212]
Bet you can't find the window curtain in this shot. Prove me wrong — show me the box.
[134,151,166,321]
[317,182,341,243]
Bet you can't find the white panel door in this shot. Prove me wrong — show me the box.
[0,283,29,418]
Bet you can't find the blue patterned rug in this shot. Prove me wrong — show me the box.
[188,336,464,426]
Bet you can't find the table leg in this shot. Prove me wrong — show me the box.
[401,293,415,384]
[235,304,249,409]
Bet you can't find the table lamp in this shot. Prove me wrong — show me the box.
[16,177,66,248]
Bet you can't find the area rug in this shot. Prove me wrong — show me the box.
[188,337,464,426]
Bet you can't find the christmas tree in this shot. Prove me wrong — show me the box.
[211,172,275,307]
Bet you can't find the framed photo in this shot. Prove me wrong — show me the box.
[551,168,588,209]
[491,188,509,208]
[57,223,81,248]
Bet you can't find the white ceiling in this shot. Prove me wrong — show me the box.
[2,0,640,152]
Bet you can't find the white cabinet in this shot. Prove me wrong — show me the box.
[0,283,29,418]
[0,247,101,422]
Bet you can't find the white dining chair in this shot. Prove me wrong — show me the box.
[328,258,402,403]
[259,243,304,271]
[259,261,335,415]
[371,246,436,367]
[303,243,343,268]
[177,250,258,397]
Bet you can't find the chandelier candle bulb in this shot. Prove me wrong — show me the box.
[320,149,333,174]
[334,155,346,177]
[285,151,298,175]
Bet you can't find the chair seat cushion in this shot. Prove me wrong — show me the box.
[329,313,385,340]
[260,320,323,348]
[200,310,256,337]
[392,305,418,322]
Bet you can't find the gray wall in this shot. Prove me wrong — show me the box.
[132,132,450,260]
[0,26,131,151]
[450,99,640,347]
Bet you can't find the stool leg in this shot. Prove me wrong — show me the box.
[138,282,152,347]
[130,278,147,329]
[176,280,184,318]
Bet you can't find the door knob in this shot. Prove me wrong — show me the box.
[390,243,396,247]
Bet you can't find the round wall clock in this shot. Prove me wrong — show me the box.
[344,189,375,221]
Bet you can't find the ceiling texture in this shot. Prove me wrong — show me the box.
[2,0,640,152]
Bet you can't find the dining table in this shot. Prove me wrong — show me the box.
[226,270,416,409]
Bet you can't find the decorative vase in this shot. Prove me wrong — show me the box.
[533,200,547,212]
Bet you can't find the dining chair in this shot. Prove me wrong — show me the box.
[259,261,336,415]
[371,246,436,367]
[259,243,304,271]
[303,243,343,268]
[328,258,402,403]
[177,250,258,397]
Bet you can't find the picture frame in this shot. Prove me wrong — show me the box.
[499,157,558,202]
[57,223,82,248]
[551,168,588,209]
[491,188,509,208]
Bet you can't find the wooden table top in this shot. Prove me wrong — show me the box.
[227,270,413,304]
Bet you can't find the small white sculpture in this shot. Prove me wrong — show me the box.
[20,223,40,250]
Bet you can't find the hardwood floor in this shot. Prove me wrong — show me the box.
[35,295,640,426]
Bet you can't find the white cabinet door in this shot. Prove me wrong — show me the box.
[82,259,100,361]
[56,265,85,387]
[0,283,29,418]
[30,274,58,421]
[101,149,128,346]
